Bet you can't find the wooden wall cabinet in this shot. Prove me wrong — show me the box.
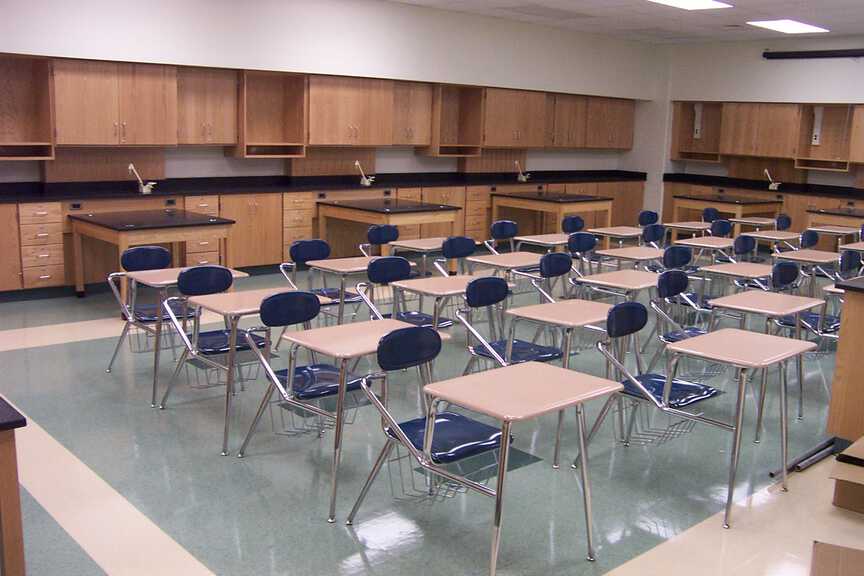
[392,82,432,146]
[53,59,177,146]
[236,71,307,158]
[795,104,853,171]
[0,56,54,160]
[308,76,394,146]
[421,85,484,157]
[670,101,722,162]
[546,94,587,148]
[482,88,546,148]
[219,193,283,267]
[719,102,800,159]
[585,97,634,150]
[177,67,238,145]
[850,105,864,164]
[0,205,22,291]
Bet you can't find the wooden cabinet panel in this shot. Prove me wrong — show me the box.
[177,67,237,144]
[184,195,220,216]
[719,103,761,157]
[395,188,422,239]
[483,88,547,148]
[851,105,864,164]
[585,97,634,150]
[53,59,120,145]
[392,82,432,145]
[0,205,22,291]
[0,56,54,146]
[549,94,587,148]
[756,103,800,159]
[308,76,394,146]
[22,265,65,289]
[18,202,61,225]
[117,63,177,145]
[420,186,465,237]
[219,194,283,267]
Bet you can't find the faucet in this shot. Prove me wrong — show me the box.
[129,163,157,195]
[515,160,530,183]
[355,160,375,187]
[764,169,781,191]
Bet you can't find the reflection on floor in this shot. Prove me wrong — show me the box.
[0,268,859,576]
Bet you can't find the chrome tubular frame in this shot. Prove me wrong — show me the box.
[354,282,386,321]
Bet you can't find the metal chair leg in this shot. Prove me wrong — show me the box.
[552,410,565,469]
[106,322,131,373]
[159,348,189,409]
[237,384,277,458]
[346,440,395,526]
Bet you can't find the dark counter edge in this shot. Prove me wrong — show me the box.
[665,173,864,200]
[0,396,26,431]
[0,170,647,204]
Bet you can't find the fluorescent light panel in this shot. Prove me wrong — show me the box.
[746,19,829,34]
[646,0,732,10]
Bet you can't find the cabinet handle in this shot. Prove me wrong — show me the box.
[114,122,119,137]
[121,122,127,142]
[38,254,50,258]
[39,275,51,280]
[198,203,209,208]
[198,260,209,265]
[208,124,213,139]
[36,233,49,238]
[199,241,209,246]
[34,211,48,216]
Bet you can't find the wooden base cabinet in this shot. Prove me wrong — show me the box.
[282,192,316,260]
[420,187,465,238]
[219,194,283,268]
[0,205,22,291]
[18,202,64,289]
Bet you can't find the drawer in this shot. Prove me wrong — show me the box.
[20,223,63,246]
[283,209,316,228]
[397,189,422,202]
[185,236,221,254]
[23,265,66,289]
[466,187,491,203]
[283,193,317,211]
[464,212,488,230]
[186,251,220,266]
[464,203,488,218]
[399,225,421,240]
[283,227,315,246]
[184,196,220,216]
[464,226,487,241]
[21,244,65,268]
[19,202,62,224]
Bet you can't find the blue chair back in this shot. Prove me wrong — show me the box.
[377,327,442,371]
[465,277,509,308]
[642,223,665,245]
[491,220,518,240]
[776,214,792,231]
[568,232,597,254]
[260,291,320,327]
[703,207,720,223]
[177,265,233,296]
[539,252,572,278]
[121,246,171,272]
[734,235,756,255]
[710,219,733,237]
[638,210,659,226]
[367,224,399,246]
[606,302,648,338]
[840,250,861,275]
[561,215,585,234]
[772,261,799,290]
[289,239,330,265]
[367,256,411,284]
[801,229,819,249]
[663,245,692,269]
[657,270,689,299]
[442,236,476,259]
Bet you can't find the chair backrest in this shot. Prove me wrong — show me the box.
[367,256,412,285]
[377,326,442,371]
[642,223,665,245]
[465,276,509,308]
[561,215,585,234]
[539,252,573,279]
[259,291,320,327]
[662,245,692,269]
[638,210,659,226]
[733,235,756,256]
[442,236,476,259]
[702,207,720,223]
[121,246,171,272]
[772,261,799,290]
[657,270,689,299]
[568,231,597,254]
[710,219,732,237]
[289,239,330,265]
[839,250,862,277]
[177,265,233,296]
[800,229,819,249]
[606,301,648,338]
[490,220,518,240]
[367,224,399,246]
[776,213,792,231]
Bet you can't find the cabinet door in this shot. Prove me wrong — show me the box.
[220,194,283,267]
[483,88,520,147]
[0,205,22,291]
[308,76,393,146]
[516,90,548,148]
[420,187,465,237]
[177,67,237,144]
[550,94,587,148]
[53,59,120,145]
[355,78,394,146]
[118,63,178,145]
[850,105,864,164]
[392,82,432,145]
[719,103,760,156]
[755,103,801,159]
[585,97,634,149]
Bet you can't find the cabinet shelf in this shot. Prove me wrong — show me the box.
[794,157,850,172]
[797,104,851,165]
[671,102,721,161]
[241,143,306,158]
[0,56,54,158]
[678,151,721,163]
[235,71,307,158]
[429,145,482,157]
[421,85,484,157]
[0,143,54,160]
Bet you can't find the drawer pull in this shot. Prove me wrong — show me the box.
[34,211,49,216]
[198,260,209,264]
[38,254,50,258]
[36,233,49,238]
[199,241,210,246]
[39,275,51,280]
[198,203,209,208]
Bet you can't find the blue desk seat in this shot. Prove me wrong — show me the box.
[129,300,195,323]
[473,339,563,364]
[196,330,266,356]
[380,310,454,328]
[622,373,720,409]
[275,364,363,400]
[387,411,507,464]
[661,326,706,343]
[775,311,841,333]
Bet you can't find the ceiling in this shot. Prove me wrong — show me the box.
[388,0,864,43]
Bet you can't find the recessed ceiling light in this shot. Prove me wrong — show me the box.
[646,0,733,10]
[746,19,829,34]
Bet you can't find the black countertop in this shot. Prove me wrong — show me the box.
[492,192,612,203]
[808,207,864,218]
[0,170,647,204]
[665,173,864,200]
[68,210,235,231]
[836,276,864,294]
[318,198,460,214]
[0,397,26,431]
[673,193,784,205]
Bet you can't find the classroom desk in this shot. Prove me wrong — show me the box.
[465,251,543,276]
[187,288,332,455]
[281,319,414,522]
[664,221,711,242]
[838,240,864,254]
[828,276,864,442]
[672,194,782,237]
[806,208,864,248]
[0,397,26,576]
[514,233,569,251]
[69,210,235,297]
[424,362,622,570]
[729,216,776,230]
[697,262,773,299]
[491,192,612,236]
[675,235,735,262]
[595,246,663,269]
[587,226,643,249]
[774,249,839,295]
[125,266,249,408]
[391,275,475,329]
[573,269,657,300]
[741,230,801,252]
[388,237,450,275]
[665,328,815,528]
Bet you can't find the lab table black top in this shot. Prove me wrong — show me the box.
[673,194,783,205]
[807,207,864,219]
[0,397,25,431]
[67,209,235,231]
[317,199,460,213]
[491,192,612,203]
